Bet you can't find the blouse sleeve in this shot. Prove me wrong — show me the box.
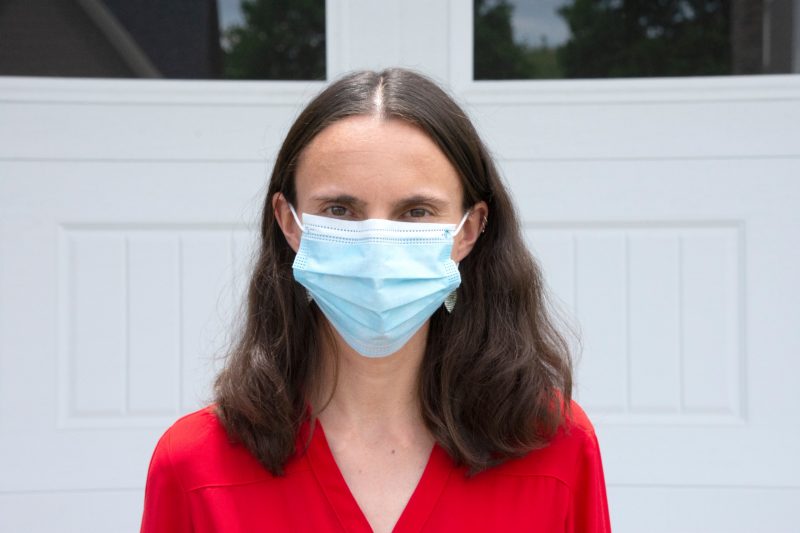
[566,425,612,532]
[140,429,193,533]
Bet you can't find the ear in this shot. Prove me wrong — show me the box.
[452,201,489,262]
[272,192,302,253]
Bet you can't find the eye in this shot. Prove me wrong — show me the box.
[406,208,430,218]
[325,205,349,217]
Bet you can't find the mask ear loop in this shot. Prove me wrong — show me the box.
[287,204,314,303]
[444,210,472,314]
[287,204,305,232]
[451,210,471,237]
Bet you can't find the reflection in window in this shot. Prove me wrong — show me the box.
[220,0,325,80]
[0,0,325,80]
[474,0,799,79]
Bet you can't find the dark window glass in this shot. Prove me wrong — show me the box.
[0,0,325,80]
[474,0,798,79]
[220,0,325,80]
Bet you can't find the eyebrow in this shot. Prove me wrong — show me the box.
[391,194,449,210]
[309,193,449,210]
[310,194,367,209]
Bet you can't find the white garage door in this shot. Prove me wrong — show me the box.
[1,2,799,531]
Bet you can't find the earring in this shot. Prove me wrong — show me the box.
[480,215,488,234]
[444,290,457,313]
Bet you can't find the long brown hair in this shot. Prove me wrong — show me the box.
[214,68,573,475]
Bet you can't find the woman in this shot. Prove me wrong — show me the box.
[141,68,611,532]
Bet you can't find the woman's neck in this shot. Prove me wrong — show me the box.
[312,322,431,441]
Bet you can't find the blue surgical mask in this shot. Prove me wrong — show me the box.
[288,205,469,357]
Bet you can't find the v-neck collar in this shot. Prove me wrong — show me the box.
[304,419,455,533]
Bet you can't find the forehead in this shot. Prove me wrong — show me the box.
[293,115,463,206]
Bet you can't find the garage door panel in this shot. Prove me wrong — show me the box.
[608,485,799,533]
[507,157,799,525]
[0,162,261,498]
[524,219,744,423]
[0,429,157,491]
[600,426,800,487]
[0,490,140,533]
[468,98,800,160]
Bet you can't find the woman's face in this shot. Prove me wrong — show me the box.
[274,115,487,262]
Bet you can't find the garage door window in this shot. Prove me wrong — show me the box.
[474,0,799,79]
[0,0,326,80]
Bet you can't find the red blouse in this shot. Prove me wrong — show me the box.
[140,401,611,532]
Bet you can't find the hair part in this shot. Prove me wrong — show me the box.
[214,67,574,476]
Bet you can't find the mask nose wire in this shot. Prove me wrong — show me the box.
[288,203,305,232]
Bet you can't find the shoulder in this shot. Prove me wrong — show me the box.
[159,405,229,458]
[546,399,602,461]
[490,400,603,488]
[483,401,612,531]
[561,399,599,444]
[149,405,278,491]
